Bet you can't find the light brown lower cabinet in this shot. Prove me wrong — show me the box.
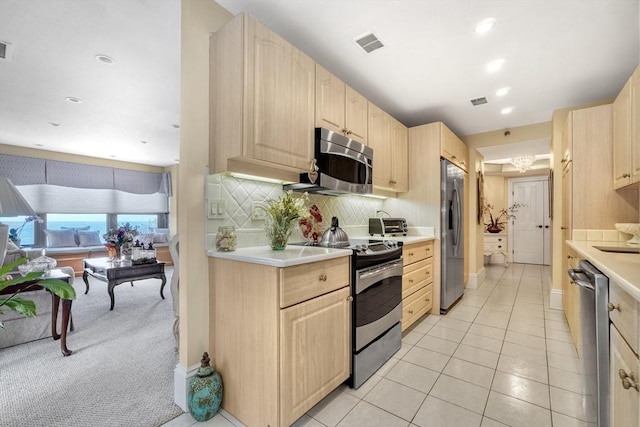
[211,256,351,427]
[401,240,434,331]
[610,325,639,427]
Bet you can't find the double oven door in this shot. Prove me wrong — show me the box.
[351,252,403,388]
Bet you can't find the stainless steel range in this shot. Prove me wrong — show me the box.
[293,238,403,389]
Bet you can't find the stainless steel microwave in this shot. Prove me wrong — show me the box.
[284,128,373,196]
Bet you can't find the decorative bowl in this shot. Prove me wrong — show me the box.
[615,223,640,244]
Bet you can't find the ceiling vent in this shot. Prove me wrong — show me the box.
[355,32,384,54]
[0,41,14,61]
[470,96,488,106]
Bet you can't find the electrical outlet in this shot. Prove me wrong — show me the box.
[207,199,225,219]
[251,202,267,220]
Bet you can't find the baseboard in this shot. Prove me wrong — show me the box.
[549,288,563,310]
[174,362,200,411]
[466,267,485,290]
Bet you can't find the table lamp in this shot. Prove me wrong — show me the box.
[0,177,39,266]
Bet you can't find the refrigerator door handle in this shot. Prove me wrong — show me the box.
[448,200,453,230]
[452,187,460,249]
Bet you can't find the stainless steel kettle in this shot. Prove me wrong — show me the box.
[320,217,350,248]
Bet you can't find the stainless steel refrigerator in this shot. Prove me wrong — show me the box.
[441,159,465,313]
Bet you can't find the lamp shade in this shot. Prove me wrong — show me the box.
[0,177,38,217]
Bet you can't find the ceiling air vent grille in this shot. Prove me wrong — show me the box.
[0,41,14,61]
[355,32,384,54]
[470,97,488,106]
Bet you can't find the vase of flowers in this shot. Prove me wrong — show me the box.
[261,191,309,251]
[103,223,139,260]
[482,202,524,233]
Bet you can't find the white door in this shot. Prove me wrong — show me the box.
[511,180,545,264]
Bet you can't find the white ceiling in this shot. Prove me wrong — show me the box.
[0,0,638,168]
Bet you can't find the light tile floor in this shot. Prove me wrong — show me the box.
[164,263,594,427]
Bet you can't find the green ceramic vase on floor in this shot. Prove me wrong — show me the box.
[187,352,222,421]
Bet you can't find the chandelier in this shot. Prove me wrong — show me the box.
[511,155,536,173]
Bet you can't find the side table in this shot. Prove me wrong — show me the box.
[0,269,73,356]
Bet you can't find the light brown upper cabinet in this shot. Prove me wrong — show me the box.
[368,102,408,193]
[210,13,315,179]
[315,64,368,144]
[613,65,640,189]
[440,125,468,172]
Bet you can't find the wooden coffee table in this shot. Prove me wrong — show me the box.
[82,258,166,310]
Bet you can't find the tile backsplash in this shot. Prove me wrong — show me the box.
[205,174,384,248]
[572,229,633,242]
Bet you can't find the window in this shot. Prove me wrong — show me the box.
[115,214,159,234]
[2,215,35,247]
[46,213,108,243]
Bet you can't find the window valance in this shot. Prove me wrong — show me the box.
[0,154,170,195]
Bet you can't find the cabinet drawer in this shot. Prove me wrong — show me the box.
[402,259,433,298]
[609,281,639,353]
[280,257,350,308]
[402,284,433,331]
[403,240,433,265]
[484,236,505,244]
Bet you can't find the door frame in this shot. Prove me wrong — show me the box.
[507,175,551,265]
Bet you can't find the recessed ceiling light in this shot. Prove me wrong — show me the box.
[486,59,504,73]
[95,54,115,65]
[171,124,180,129]
[141,140,148,144]
[110,155,117,158]
[496,87,511,97]
[501,106,514,114]
[474,18,496,34]
[48,122,61,127]
[65,97,82,104]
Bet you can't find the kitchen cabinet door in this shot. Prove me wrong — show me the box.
[368,102,392,188]
[613,76,632,189]
[440,124,468,172]
[280,286,351,426]
[210,13,315,177]
[315,64,368,145]
[390,116,409,192]
[315,63,346,135]
[610,325,640,427]
[345,85,368,144]
[632,67,640,184]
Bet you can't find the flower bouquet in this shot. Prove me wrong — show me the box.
[261,191,309,250]
[103,222,139,259]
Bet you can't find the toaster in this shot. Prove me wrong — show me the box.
[369,217,408,236]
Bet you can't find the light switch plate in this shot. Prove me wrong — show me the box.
[208,199,225,219]
[251,202,267,220]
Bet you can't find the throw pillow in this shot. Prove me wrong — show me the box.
[153,233,168,244]
[77,230,102,247]
[44,229,78,248]
[61,225,91,245]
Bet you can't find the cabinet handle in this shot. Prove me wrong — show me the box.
[346,130,353,135]
[389,180,397,184]
[497,245,502,248]
[567,255,573,259]
[561,226,568,230]
[619,369,639,391]
[561,159,567,163]
[342,128,349,134]
[408,310,414,315]
[409,279,414,283]
[347,296,353,302]
[425,298,430,303]
[319,274,327,282]
[607,302,620,312]
[623,173,631,178]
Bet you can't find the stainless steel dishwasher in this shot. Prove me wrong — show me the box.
[568,260,609,427]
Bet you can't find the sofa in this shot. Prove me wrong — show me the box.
[0,243,75,349]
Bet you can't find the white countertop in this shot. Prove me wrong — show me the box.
[207,245,351,267]
[566,240,640,300]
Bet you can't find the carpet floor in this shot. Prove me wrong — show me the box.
[0,267,184,427]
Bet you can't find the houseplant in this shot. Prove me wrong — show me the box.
[261,191,310,250]
[103,222,139,259]
[483,202,524,233]
[0,257,76,329]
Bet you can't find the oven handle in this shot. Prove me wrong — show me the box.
[355,260,403,295]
